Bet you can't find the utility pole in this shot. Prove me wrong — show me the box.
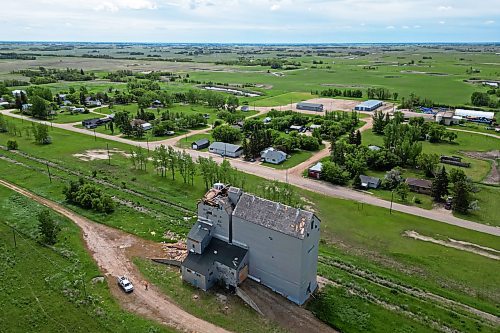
[390,190,394,214]
[93,128,96,141]
[146,138,150,152]
[106,143,111,165]
[46,162,52,183]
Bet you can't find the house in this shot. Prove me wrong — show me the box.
[82,118,101,129]
[396,110,434,122]
[354,100,383,112]
[209,142,243,158]
[85,97,102,107]
[406,178,432,195]
[308,162,322,179]
[297,102,324,112]
[359,175,381,189]
[21,104,32,112]
[289,125,305,132]
[435,111,461,125]
[11,89,26,97]
[57,94,67,101]
[141,122,153,131]
[72,107,86,113]
[192,138,210,150]
[309,124,321,131]
[260,147,287,165]
[151,100,163,108]
[263,117,272,124]
[182,185,320,305]
[241,105,250,112]
[368,145,381,151]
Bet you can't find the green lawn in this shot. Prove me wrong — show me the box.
[262,150,313,169]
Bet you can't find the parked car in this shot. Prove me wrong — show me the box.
[445,196,453,210]
[166,131,175,136]
[117,276,134,293]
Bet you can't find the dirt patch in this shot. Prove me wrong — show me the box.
[404,230,500,260]
[255,83,273,89]
[401,70,450,76]
[239,279,336,333]
[462,150,499,185]
[73,148,130,161]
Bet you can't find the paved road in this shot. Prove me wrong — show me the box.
[447,127,500,139]
[3,108,499,237]
[0,179,231,333]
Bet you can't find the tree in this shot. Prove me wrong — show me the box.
[152,144,168,177]
[355,130,362,146]
[38,209,60,245]
[31,96,48,119]
[383,167,403,190]
[471,92,490,107]
[372,110,386,134]
[417,153,439,177]
[452,179,472,214]
[226,95,239,112]
[444,131,457,143]
[431,166,449,202]
[31,123,52,144]
[395,182,409,202]
[321,161,350,185]
[212,124,241,143]
[167,146,177,180]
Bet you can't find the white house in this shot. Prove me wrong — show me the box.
[260,147,287,165]
[209,142,243,158]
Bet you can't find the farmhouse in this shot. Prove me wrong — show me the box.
[260,147,287,164]
[435,111,461,125]
[308,162,322,179]
[192,138,210,150]
[209,142,243,158]
[354,100,383,112]
[263,117,272,124]
[82,118,101,129]
[359,175,381,189]
[297,102,324,112]
[406,178,432,195]
[182,184,320,305]
[11,89,26,97]
[151,100,163,108]
[290,125,305,132]
[85,97,102,107]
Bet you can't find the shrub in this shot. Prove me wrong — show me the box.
[63,179,115,214]
[6,140,18,150]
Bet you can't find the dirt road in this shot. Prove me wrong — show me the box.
[239,279,337,333]
[2,108,499,237]
[0,179,230,333]
[447,128,500,139]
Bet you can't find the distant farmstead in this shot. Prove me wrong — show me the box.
[354,100,383,112]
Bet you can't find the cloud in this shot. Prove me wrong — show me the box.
[484,20,495,24]
[386,25,395,29]
[437,5,452,11]
[94,0,157,11]
[270,4,280,11]
[439,20,446,24]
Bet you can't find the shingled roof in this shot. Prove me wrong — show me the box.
[232,193,314,239]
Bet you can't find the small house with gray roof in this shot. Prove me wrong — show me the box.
[260,147,287,165]
[182,184,320,305]
[209,142,243,158]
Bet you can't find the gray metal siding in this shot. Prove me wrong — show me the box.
[232,216,309,304]
[198,203,231,242]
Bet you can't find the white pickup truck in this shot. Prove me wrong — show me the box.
[117,276,134,293]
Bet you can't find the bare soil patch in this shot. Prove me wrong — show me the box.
[73,148,129,161]
[403,230,500,260]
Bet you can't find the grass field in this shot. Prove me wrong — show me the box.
[0,186,175,333]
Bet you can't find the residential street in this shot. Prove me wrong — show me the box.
[2,108,499,237]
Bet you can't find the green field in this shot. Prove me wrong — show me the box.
[0,186,175,333]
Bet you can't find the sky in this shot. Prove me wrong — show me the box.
[0,0,499,43]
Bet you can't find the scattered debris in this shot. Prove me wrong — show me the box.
[91,276,105,284]
[73,148,129,161]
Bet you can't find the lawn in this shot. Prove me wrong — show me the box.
[262,149,313,170]
[0,186,175,333]
[1,112,500,332]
